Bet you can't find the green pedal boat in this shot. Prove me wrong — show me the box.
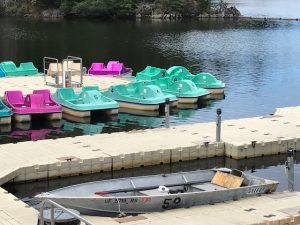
[135,66,166,80]
[136,66,210,104]
[102,81,177,111]
[167,66,225,94]
[0,61,39,76]
[53,86,119,117]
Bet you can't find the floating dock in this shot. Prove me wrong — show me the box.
[0,76,299,224]
[83,192,300,225]
[0,187,299,225]
[0,76,130,96]
[0,105,299,184]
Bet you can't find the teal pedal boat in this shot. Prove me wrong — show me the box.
[0,68,5,77]
[102,81,177,111]
[0,99,12,124]
[136,66,210,104]
[136,66,166,80]
[0,61,40,77]
[53,86,119,117]
[167,66,225,94]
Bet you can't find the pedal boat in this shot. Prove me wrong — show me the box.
[102,81,177,111]
[4,90,62,123]
[88,61,132,76]
[0,68,5,77]
[35,169,278,215]
[0,61,39,76]
[136,66,210,103]
[0,98,12,124]
[167,66,225,95]
[53,86,119,117]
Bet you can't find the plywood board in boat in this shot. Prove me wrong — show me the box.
[211,171,243,188]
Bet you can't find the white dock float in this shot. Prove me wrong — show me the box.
[0,187,37,224]
[0,106,299,184]
[0,76,130,96]
[0,188,299,225]
[83,192,300,225]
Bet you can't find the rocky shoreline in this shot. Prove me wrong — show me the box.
[135,3,241,20]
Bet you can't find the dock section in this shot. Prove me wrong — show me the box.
[1,188,299,225]
[0,108,299,225]
[84,192,300,225]
[0,187,37,224]
[0,76,130,96]
[0,106,299,185]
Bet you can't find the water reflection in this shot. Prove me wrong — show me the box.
[10,129,61,141]
[63,120,104,135]
[0,121,62,144]
[118,113,164,128]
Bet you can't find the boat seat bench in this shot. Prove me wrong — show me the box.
[191,183,228,191]
[139,189,170,196]
[138,183,227,196]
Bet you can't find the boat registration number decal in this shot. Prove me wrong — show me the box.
[104,198,138,204]
[141,197,151,203]
[162,197,181,209]
[246,187,266,195]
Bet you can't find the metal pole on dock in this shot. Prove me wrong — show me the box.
[216,108,222,142]
[286,147,295,192]
[50,205,55,225]
[165,98,170,128]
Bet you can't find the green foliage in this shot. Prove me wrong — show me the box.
[154,0,211,15]
[32,0,60,8]
[154,0,185,13]
[58,0,137,17]
[198,0,211,13]
[1,0,212,17]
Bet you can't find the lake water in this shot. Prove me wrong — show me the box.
[229,0,300,19]
[0,18,300,143]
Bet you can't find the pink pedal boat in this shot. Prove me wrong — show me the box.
[88,61,132,76]
[4,90,62,122]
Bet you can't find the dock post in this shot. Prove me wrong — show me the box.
[50,205,55,225]
[216,108,222,142]
[165,98,170,128]
[286,147,295,192]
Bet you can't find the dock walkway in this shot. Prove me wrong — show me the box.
[0,105,299,185]
[84,192,300,225]
[0,188,299,225]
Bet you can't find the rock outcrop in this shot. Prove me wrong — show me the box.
[224,6,241,17]
[40,9,63,19]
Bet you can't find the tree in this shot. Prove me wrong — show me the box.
[198,0,211,13]
[154,0,185,14]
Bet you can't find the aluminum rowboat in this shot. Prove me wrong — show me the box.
[35,169,279,215]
